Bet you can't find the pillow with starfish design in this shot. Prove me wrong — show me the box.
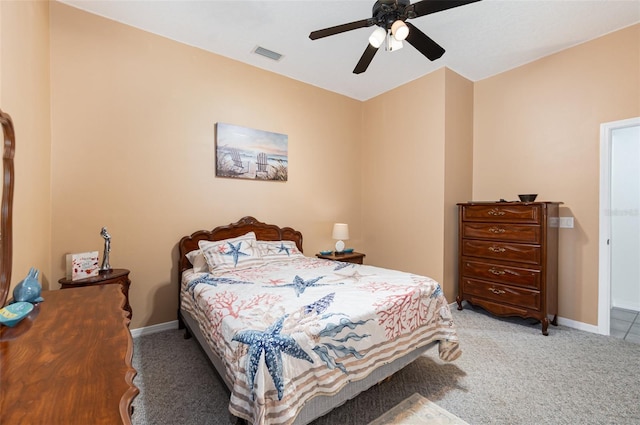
[258,240,304,262]
[198,231,264,273]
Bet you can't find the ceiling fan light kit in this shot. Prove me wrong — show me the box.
[309,0,482,74]
[391,20,409,41]
[387,33,404,51]
[369,27,387,48]
[369,20,407,51]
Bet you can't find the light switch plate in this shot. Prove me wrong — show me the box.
[559,217,574,228]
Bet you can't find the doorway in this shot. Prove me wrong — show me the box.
[599,117,640,335]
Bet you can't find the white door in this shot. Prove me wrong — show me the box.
[599,117,640,335]
[611,125,640,311]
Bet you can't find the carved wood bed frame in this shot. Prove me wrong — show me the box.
[176,216,438,424]
[178,216,303,276]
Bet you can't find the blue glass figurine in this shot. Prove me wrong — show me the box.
[13,267,44,303]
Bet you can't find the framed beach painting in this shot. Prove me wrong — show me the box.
[215,122,288,181]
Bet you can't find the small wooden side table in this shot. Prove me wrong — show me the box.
[316,251,366,264]
[59,268,132,319]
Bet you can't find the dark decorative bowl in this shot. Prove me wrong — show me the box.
[518,194,538,202]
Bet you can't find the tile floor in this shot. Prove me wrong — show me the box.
[610,307,640,344]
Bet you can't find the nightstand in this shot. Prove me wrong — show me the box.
[59,268,132,319]
[316,251,365,265]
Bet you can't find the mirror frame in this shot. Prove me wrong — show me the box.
[0,109,15,307]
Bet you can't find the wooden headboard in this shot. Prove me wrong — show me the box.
[178,216,304,274]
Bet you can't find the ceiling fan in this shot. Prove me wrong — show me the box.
[309,0,481,74]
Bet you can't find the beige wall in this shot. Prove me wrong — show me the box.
[0,1,52,292]
[443,69,474,300]
[49,3,363,328]
[4,1,638,330]
[473,24,640,325]
[362,69,446,281]
[361,68,473,302]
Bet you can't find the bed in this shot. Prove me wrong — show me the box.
[177,216,461,425]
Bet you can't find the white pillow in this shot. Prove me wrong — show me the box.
[185,249,208,273]
[258,240,304,261]
[198,232,263,273]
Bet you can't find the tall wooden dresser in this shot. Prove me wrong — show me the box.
[456,201,561,335]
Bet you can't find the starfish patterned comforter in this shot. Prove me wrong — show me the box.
[181,255,461,425]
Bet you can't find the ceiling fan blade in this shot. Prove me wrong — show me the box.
[309,19,373,40]
[412,0,482,18]
[353,44,380,74]
[405,22,445,61]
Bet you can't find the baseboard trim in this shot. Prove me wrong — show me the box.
[448,302,601,335]
[131,320,179,338]
[556,316,600,334]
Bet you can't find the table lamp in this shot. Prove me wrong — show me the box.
[332,223,349,253]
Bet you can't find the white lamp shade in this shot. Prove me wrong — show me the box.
[332,223,349,240]
[391,20,409,41]
[368,27,386,48]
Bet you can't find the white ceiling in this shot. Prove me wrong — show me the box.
[58,0,640,101]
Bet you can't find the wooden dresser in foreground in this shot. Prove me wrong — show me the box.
[457,201,562,335]
[0,284,138,424]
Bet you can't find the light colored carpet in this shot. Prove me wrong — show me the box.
[131,304,640,424]
[368,393,468,425]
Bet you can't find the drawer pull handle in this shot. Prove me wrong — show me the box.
[488,268,505,275]
[487,208,505,216]
[489,226,505,234]
[489,287,506,295]
[488,246,506,253]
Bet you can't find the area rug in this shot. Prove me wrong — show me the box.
[368,393,469,425]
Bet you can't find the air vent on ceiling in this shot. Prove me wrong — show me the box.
[253,46,283,62]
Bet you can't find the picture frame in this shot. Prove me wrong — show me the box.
[215,122,288,181]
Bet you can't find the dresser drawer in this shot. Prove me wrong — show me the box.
[462,223,541,243]
[461,240,540,265]
[461,259,541,290]
[461,278,541,311]
[461,204,541,224]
